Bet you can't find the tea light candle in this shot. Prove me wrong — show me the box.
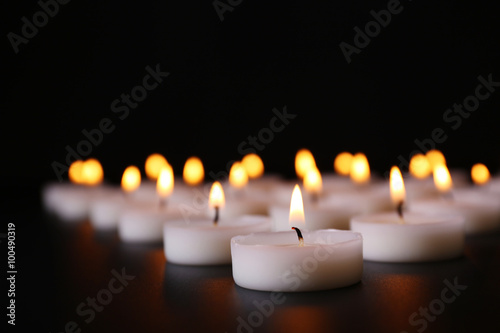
[231,185,363,292]
[350,166,465,262]
[408,164,500,234]
[163,182,272,265]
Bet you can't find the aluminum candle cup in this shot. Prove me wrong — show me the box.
[231,229,363,292]
[350,212,465,262]
[163,215,271,265]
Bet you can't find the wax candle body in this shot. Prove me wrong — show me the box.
[408,190,500,234]
[350,212,465,262]
[163,215,271,265]
[231,230,363,292]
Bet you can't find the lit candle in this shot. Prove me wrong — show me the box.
[408,163,500,234]
[163,182,271,265]
[231,184,363,292]
[43,158,106,221]
[88,165,141,230]
[350,166,465,262]
[118,165,182,242]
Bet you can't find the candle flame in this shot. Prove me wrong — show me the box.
[183,156,204,186]
[409,153,432,179]
[303,167,322,195]
[433,164,453,193]
[289,185,306,228]
[471,163,490,185]
[333,152,353,176]
[426,150,446,169]
[157,164,174,198]
[229,161,249,189]
[145,153,168,180]
[241,153,264,179]
[68,160,85,184]
[390,166,406,204]
[121,166,141,193]
[295,149,316,179]
[209,181,225,208]
[350,153,370,184]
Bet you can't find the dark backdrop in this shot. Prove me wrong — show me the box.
[4,0,500,185]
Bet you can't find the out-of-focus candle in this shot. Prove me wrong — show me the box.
[295,149,316,179]
[183,156,205,186]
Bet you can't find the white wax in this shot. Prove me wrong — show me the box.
[42,182,110,222]
[118,202,183,243]
[350,212,465,262]
[403,177,441,202]
[407,190,500,234]
[163,215,271,265]
[231,229,363,292]
[88,187,127,230]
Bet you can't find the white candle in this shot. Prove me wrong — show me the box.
[351,212,464,262]
[164,215,271,265]
[231,229,363,292]
[350,166,465,262]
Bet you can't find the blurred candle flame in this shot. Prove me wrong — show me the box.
[289,184,306,228]
[426,150,446,169]
[121,166,141,193]
[433,164,453,193]
[68,160,85,184]
[471,163,490,185]
[157,164,174,198]
[303,167,322,195]
[183,156,204,186]
[242,153,264,179]
[334,152,353,176]
[409,154,432,179]
[69,159,103,185]
[390,166,406,204]
[229,161,249,189]
[350,153,370,184]
[209,181,225,208]
[145,153,168,180]
[295,149,316,179]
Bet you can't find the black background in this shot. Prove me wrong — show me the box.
[3,1,500,332]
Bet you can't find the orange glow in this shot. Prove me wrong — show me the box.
[183,156,204,186]
[209,181,225,208]
[229,162,248,189]
[426,150,446,169]
[68,160,85,184]
[303,167,322,195]
[471,163,490,185]
[289,185,305,228]
[121,166,141,193]
[390,166,406,204]
[81,158,104,185]
[145,153,168,180]
[334,152,353,176]
[350,153,370,184]
[433,164,453,193]
[409,154,432,179]
[295,149,316,179]
[157,165,174,198]
[241,153,264,179]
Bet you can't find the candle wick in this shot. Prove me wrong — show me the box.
[397,200,404,220]
[311,192,319,205]
[442,191,454,201]
[292,227,304,247]
[213,206,219,225]
[159,197,168,210]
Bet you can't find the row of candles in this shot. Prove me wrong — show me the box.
[42,150,500,292]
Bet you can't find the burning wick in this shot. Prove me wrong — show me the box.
[396,201,404,219]
[159,197,168,209]
[213,206,219,225]
[292,227,304,247]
